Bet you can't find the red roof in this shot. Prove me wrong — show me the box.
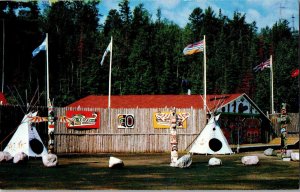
[67,94,243,109]
[0,92,7,104]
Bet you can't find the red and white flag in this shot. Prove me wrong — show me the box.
[291,68,299,78]
[253,59,271,72]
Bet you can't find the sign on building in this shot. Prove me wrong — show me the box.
[153,112,190,128]
[118,114,135,128]
[66,111,100,129]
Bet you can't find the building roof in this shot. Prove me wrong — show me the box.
[67,94,243,110]
[0,92,7,105]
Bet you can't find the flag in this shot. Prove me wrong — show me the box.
[291,68,299,78]
[32,38,46,57]
[183,40,204,55]
[100,40,112,66]
[253,59,271,72]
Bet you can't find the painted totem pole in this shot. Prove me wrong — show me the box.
[47,99,55,154]
[170,107,179,167]
[277,103,290,157]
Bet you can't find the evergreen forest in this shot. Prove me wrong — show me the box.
[0,0,298,113]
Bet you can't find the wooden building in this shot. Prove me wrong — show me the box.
[52,93,273,153]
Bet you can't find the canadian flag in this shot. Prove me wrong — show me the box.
[291,68,299,78]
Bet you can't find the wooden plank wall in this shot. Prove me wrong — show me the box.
[54,107,206,153]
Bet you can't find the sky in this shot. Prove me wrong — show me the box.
[98,0,299,31]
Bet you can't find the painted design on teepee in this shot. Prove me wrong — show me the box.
[4,112,47,157]
[189,114,233,155]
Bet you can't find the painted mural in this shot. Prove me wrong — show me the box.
[217,95,259,115]
[153,112,190,129]
[219,115,261,144]
[66,111,100,129]
[118,114,135,128]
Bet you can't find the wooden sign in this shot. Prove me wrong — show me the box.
[66,111,100,129]
[118,114,134,128]
[153,112,189,129]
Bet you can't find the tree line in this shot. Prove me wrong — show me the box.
[0,0,298,113]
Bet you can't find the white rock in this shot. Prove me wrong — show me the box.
[208,157,222,166]
[291,152,299,161]
[282,157,291,161]
[175,154,192,168]
[285,150,293,158]
[13,152,27,164]
[264,148,274,156]
[0,152,5,162]
[109,156,124,168]
[241,156,259,165]
[42,153,58,167]
[0,151,12,162]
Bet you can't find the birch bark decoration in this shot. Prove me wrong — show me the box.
[170,107,178,167]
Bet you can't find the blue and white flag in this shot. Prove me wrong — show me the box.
[100,40,112,66]
[32,38,46,57]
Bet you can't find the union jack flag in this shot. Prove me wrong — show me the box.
[253,59,271,72]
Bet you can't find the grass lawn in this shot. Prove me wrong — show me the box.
[0,150,299,190]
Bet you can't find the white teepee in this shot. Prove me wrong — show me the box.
[4,112,47,157]
[189,114,233,155]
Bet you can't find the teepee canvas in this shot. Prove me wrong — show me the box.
[4,112,47,157]
[189,114,233,155]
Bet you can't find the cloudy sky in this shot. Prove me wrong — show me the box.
[98,0,299,31]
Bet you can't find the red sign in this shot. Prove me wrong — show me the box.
[66,111,100,129]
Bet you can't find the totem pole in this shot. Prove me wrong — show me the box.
[170,107,179,167]
[47,99,55,154]
[277,103,290,157]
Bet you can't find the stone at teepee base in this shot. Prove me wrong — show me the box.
[264,148,275,156]
[241,156,259,165]
[42,153,58,167]
[285,150,293,158]
[109,156,124,168]
[208,157,222,166]
[13,152,28,164]
[282,157,291,161]
[291,152,299,161]
[0,151,13,162]
[174,154,192,168]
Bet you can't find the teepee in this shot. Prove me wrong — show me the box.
[4,112,47,157]
[189,114,233,155]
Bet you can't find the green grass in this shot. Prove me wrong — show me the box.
[0,151,299,190]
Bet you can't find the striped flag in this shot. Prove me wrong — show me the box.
[183,40,204,55]
[32,37,46,57]
[100,40,112,66]
[253,59,271,72]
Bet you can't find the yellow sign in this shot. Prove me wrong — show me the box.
[153,112,190,129]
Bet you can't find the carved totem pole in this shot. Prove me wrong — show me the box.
[277,103,290,157]
[48,99,55,154]
[170,107,179,167]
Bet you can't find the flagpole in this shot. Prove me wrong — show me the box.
[46,33,49,103]
[1,19,4,93]
[108,36,112,128]
[270,55,274,114]
[45,33,55,154]
[203,35,207,113]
